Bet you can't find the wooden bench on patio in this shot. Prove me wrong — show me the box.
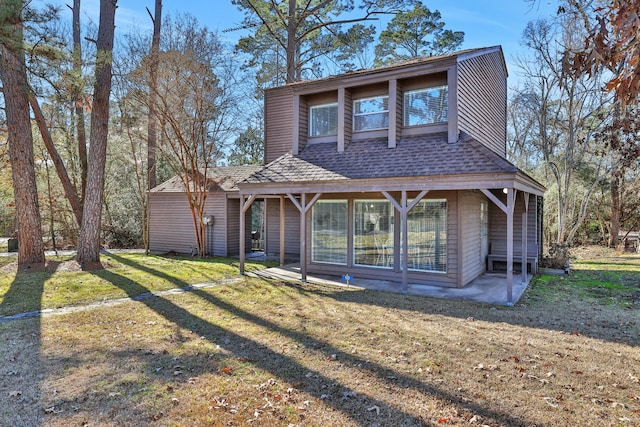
[487,242,538,274]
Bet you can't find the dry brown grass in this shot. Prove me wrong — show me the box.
[0,253,639,426]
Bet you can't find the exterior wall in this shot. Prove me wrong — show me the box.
[488,191,539,257]
[149,193,196,254]
[458,191,486,286]
[265,85,294,163]
[304,191,459,287]
[265,197,300,257]
[149,192,228,256]
[226,197,252,256]
[206,192,228,256]
[457,49,507,156]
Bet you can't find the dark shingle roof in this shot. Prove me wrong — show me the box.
[244,133,518,184]
[151,164,264,193]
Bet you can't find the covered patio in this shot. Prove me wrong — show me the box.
[247,263,532,306]
[237,133,545,305]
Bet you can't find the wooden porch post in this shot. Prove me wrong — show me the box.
[239,194,258,275]
[401,191,409,291]
[280,195,285,267]
[239,194,245,275]
[300,193,307,282]
[480,188,517,304]
[287,192,322,283]
[506,189,515,304]
[522,193,530,285]
[382,190,429,293]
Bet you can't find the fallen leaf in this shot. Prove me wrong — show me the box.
[437,417,451,423]
[367,405,380,415]
[8,390,22,397]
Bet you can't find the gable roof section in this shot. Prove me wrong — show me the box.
[151,164,264,193]
[244,132,519,184]
[271,46,504,96]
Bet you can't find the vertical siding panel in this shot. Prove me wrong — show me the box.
[266,198,300,257]
[344,89,352,149]
[149,193,196,254]
[457,50,507,156]
[226,198,240,256]
[459,191,483,285]
[265,86,294,163]
[204,192,227,256]
[298,98,308,153]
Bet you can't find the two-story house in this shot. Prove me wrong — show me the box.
[148,45,544,304]
[236,46,545,304]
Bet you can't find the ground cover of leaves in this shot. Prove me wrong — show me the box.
[0,251,638,426]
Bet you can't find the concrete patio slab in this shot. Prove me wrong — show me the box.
[248,264,532,306]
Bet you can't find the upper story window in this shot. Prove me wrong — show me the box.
[309,103,338,137]
[403,85,448,126]
[354,96,389,131]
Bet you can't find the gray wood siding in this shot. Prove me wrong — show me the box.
[226,198,252,256]
[488,192,538,256]
[344,89,353,149]
[265,86,294,163]
[206,192,228,256]
[459,191,484,286]
[265,197,300,256]
[149,193,196,254]
[298,98,308,153]
[457,50,507,156]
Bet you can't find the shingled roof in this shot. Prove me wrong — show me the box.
[151,164,264,193]
[243,132,519,184]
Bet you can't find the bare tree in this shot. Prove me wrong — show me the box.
[511,16,611,246]
[0,0,45,266]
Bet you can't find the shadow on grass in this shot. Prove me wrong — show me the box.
[325,273,639,347]
[92,254,535,427]
[0,263,56,424]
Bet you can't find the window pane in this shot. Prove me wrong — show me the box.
[354,96,389,131]
[353,200,394,268]
[354,97,388,114]
[407,200,447,272]
[310,103,338,136]
[312,200,347,264]
[403,86,448,126]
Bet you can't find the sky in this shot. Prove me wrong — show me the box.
[59,0,559,85]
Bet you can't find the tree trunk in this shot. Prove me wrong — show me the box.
[285,0,296,83]
[72,0,89,203]
[147,0,162,191]
[76,0,117,265]
[609,169,621,248]
[29,94,83,225]
[0,0,45,267]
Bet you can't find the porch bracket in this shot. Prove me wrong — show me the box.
[287,192,322,283]
[382,190,429,293]
[481,188,517,304]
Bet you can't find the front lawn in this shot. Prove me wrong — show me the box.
[0,250,638,426]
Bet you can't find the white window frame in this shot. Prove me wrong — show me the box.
[353,95,389,132]
[309,102,338,137]
[403,85,448,127]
